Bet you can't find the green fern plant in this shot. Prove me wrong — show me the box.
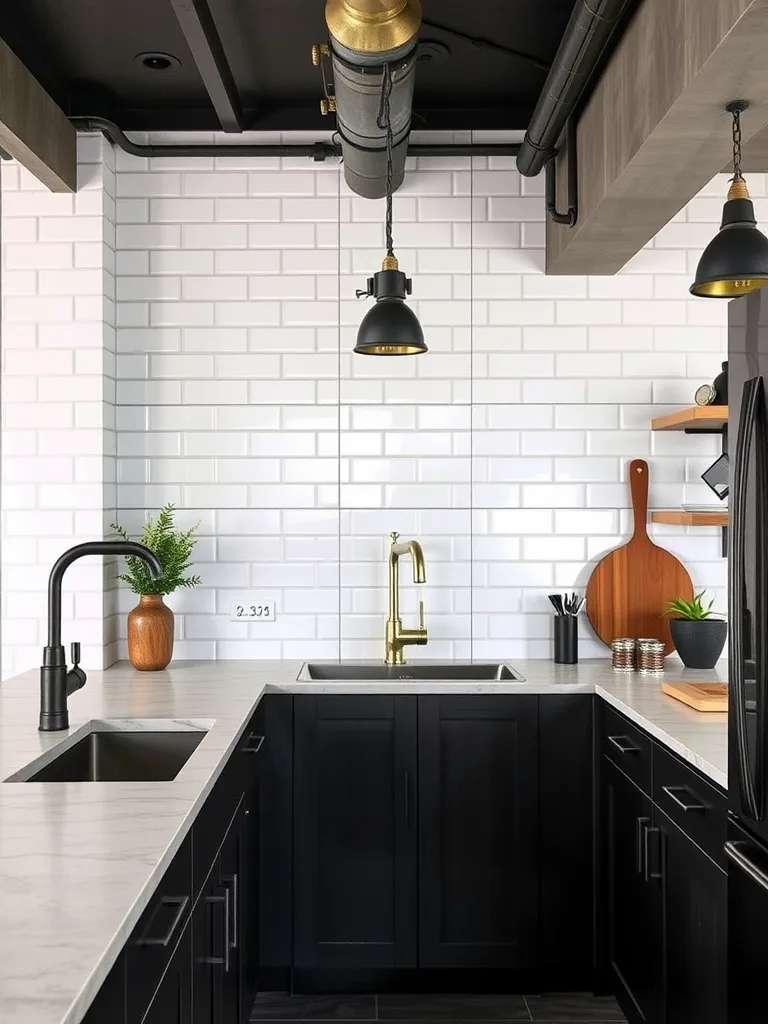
[111,504,202,597]
[663,590,718,621]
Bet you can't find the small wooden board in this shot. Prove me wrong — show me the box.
[661,681,728,713]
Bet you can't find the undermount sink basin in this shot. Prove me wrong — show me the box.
[13,723,207,783]
[298,662,524,682]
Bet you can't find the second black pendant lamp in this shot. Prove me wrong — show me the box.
[354,63,427,355]
[690,101,768,298]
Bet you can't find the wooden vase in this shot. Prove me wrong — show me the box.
[127,595,175,671]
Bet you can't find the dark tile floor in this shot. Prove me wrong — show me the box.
[250,992,626,1023]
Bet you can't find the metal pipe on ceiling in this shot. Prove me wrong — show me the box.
[324,0,422,199]
[516,0,635,178]
[69,116,520,160]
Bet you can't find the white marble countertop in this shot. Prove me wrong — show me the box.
[0,658,728,1024]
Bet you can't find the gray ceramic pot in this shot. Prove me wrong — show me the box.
[670,618,727,669]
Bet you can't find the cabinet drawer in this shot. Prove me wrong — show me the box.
[125,834,192,1024]
[600,701,652,794]
[653,743,726,868]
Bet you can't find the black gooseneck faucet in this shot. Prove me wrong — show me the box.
[39,540,163,732]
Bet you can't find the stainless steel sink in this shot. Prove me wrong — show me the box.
[298,661,524,681]
[15,726,207,782]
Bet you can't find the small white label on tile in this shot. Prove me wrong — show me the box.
[229,599,276,622]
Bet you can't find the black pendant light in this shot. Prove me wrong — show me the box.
[354,63,427,356]
[690,101,768,298]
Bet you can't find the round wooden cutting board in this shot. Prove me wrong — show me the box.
[586,460,694,654]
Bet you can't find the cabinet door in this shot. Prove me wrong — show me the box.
[192,858,226,1024]
[539,695,593,983]
[242,752,261,1015]
[259,695,293,977]
[660,810,727,1024]
[294,695,418,969]
[143,923,192,1024]
[602,757,660,1023]
[220,799,246,1023]
[418,695,539,968]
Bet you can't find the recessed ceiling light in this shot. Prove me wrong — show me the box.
[134,52,181,71]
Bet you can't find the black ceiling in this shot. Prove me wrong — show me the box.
[0,0,579,133]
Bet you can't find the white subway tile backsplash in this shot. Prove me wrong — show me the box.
[2,148,728,671]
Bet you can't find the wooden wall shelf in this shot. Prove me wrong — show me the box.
[652,511,729,527]
[651,406,728,432]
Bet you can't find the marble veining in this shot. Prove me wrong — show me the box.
[0,658,728,1024]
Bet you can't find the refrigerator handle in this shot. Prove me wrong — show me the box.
[725,839,768,895]
[731,377,761,820]
[754,375,768,819]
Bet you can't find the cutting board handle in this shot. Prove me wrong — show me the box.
[629,459,649,540]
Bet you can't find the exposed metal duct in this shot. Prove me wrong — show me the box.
[516,0,634,178]
[325,0,421,198]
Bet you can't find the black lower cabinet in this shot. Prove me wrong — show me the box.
[143,924,192,1024]
[599,708,728,1024]
[602,756,660,1023]
[418,695,539,969]
[659,810,726,1024]
[192,797,251,1024]
[293,695,418,969]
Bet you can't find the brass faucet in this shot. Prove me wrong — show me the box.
[385,531,428,665]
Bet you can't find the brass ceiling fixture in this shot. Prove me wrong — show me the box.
[690,101,768,298]
[354,62,426,356]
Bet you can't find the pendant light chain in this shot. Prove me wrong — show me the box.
[377,62,395,259]
[732,105,744,181]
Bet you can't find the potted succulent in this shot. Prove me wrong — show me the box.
[112,504,201,671]
[664,590,727,669]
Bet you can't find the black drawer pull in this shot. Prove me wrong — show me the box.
[608,734,640,755]
[203,889,231,971]
[134,895,189,948]
[661,785,707,812]
[636,816,650,874]
[644,825,663,882]
[222,872,238,949]
[242,732,264,754]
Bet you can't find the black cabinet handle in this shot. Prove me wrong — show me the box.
[644,826,663,882]
[203,889,230,971]
[222,872,238,950]
[636,816,650,874]
[608,735,640,755]
[242,732,264,754]
[661,785,707,813]
[404,770,411,830]
[134,895,189,948]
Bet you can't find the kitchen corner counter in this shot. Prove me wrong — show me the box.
[0,658,728,1024]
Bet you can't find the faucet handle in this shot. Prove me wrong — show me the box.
[419,600,425,631]
[390,531,400,544]
[70,642,81,668]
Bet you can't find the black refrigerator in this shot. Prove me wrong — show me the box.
[728,289,768,1022]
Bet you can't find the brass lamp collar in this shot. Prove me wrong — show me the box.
[325,0,421,54]
[728,176,750,201]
